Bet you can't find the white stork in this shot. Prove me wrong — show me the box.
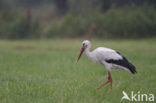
[77,40,136,89]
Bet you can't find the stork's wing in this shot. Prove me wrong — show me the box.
[93,47,136,74]
[105,51,137,74]
[94,47,123,61]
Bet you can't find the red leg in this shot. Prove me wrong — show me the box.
[108,72,112,90]
[97,72,112,89]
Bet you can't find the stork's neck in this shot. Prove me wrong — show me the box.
[85,44,92,58]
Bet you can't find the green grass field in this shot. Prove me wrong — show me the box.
[0,39,156,103]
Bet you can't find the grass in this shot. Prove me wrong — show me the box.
[0,39,156,103]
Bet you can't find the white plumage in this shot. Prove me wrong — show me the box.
[77,40,136,89]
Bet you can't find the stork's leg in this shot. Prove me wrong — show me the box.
[97,72,112,89]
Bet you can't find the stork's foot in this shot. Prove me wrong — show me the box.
[97,79,112,89]
[97,72,112,90]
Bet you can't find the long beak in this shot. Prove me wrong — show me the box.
[77,46,85,62]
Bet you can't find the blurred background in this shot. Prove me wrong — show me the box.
[0,1,156,103]
[0,0,156,39]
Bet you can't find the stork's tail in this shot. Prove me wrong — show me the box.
[127,62,137,74]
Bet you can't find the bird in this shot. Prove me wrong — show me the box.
[121,91,131,102]
[77,40,136,89]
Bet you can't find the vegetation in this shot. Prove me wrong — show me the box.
[0,39,156,103]
[47,5,156,38]
[0,11,41,39]
[0,0,156,39]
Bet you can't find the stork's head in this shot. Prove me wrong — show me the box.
[77,40,91,61]
[82,40,90,48]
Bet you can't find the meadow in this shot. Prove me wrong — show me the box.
[0,39,156,103]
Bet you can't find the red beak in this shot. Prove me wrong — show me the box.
[77,47,85,62]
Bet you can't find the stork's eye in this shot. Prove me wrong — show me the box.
[83,43,85,46]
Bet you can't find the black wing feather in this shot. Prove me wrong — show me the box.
[106,51,137,74]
